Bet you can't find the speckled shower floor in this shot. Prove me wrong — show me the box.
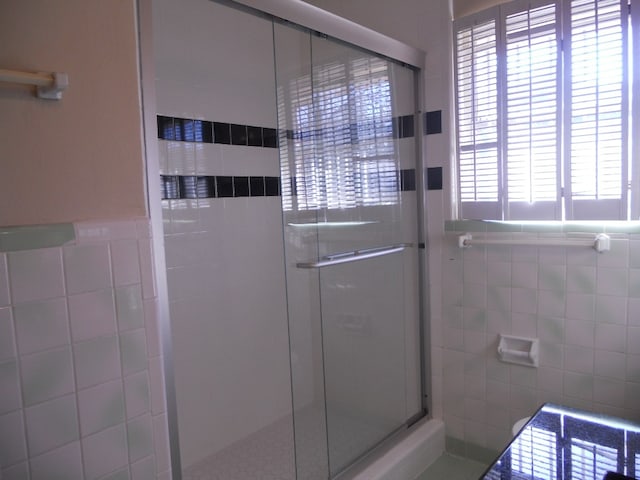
[181,407,391,480]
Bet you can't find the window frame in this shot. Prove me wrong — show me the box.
[453,0,636,221]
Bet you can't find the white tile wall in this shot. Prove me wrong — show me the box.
[153,0,295,470]
[0,219,168,479]
[438,230,640,456]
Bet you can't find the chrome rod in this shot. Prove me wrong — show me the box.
[458,233,610,253]
[297,243,411,269]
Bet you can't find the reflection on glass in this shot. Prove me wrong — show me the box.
[279,56,399,212]
[483,404,640,480]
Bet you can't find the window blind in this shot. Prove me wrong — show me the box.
[281,56,399,212]
[454,0,635,221]
[565,0,628,220]
[455,15,501,219]
[504,2,561,220]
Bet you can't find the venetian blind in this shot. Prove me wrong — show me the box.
[455,15,501,219]
[454,0,634,221]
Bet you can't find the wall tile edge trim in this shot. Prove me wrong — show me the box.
[0,223,75,252]
[0,218,153,252]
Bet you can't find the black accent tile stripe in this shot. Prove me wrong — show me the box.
[159,114,420,148]
[263,128,278,148]
[247,127,263,147]
[281,115,416,142]
[424,110,442,135]
[400,115,415,138]
[216,176,234,197]
[265,177,280,196]
[213,122,231,145]
[233,176,250,196]
[231,124,247,146]
[400,169,416,192]
[160,175,180,199]
[426,167,443,190]
[250,176,265,196]
[179,176,198,199]
[158,115,278,148]
[161,175,282,200]
[197,176,215,198]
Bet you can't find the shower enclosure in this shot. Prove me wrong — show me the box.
[273,22,425,478]
[151,0,427,478]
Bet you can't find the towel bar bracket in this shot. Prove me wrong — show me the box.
[37,72,69,100]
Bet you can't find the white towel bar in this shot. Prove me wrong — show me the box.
[0,68,68,100]
[458,233,610,253]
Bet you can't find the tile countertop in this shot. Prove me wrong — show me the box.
[481,403,640,480]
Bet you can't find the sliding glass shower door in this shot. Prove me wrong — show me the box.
[274,23,423,479]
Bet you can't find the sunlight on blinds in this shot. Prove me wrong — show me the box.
[284,56,399,211]
[569,0,625,200]
[506,4,558,203]
[456,20,499,202]
[571,438,619,480]
[511,425,558,480]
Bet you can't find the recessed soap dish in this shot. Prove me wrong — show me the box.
[498,334,539,367]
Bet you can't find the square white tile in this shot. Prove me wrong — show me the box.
[593,377,625,408]
[594,323,626,352]
[25,393,79,456]
[124,371,151,419]
[68,289,116,342]
[63,244,112,295]
[512,262,538,289]
[13,298,69,356]
[120,329,148,376]
[127,414,154,462]
[29,441,83,480]
[82,424,128,480]
[8,248,65,304]
[564,319,594,347]
[595,294,628,325]
[564,344,594,374]
[111,239,141,287]
[563,371,594,400]
[20,347,75,406]
[130,455,156,480]
[594,349,626,380]
[0,360,20,414]
[73,335,121,389]
[2,461,29,479]
[78,379,125,437]
[0,307,15,361]
[0,410,27,468]
[628,327,640,355]
[565,293,595,321]
[511,287,537,315]
[596,267,629,297]
[566,265,596,294]
[115,285,145,332]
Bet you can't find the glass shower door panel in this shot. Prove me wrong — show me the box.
[309,36,415,476]
[274,20,421,479]
[320,254,408,475]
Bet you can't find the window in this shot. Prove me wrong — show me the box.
[454,0,638,220]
